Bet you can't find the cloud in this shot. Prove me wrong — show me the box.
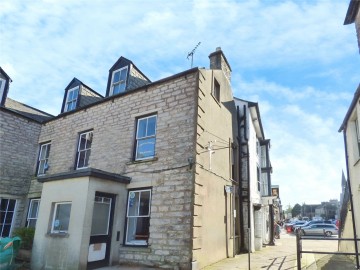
[0,0,357,207]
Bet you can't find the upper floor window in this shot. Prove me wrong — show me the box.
[110,67,128,95]
[135,115,157,160]
[27,199,40,228]
[76,131,93,169]
[64,86,79,112]
[125,189,151,245]
[37,142,51,175]
[212,78,220,102]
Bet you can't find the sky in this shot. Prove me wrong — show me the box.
[1,0,359,208]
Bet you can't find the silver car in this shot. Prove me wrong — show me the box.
[301,224,338,237]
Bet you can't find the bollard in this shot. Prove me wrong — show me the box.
[296,229,301,270]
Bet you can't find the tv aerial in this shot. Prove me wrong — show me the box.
[187,42,201,68]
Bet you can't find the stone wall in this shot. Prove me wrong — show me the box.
[0,109,42,230]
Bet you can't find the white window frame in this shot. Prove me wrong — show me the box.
[64,86,79,112]
[37,142,51,175]
[110,66,128,95]
[51,202,71,233]
[135,115,157,161]
[27,199,40,228]
[125,189,151,246]
[76,131,93,169]
[0,199,17,237]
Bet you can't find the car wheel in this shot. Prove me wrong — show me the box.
[325,231,332,237]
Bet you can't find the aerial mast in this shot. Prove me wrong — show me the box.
[187,42,201,68]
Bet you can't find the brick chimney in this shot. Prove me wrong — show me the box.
[208,47,232,82]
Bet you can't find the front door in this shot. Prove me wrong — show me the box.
[87,192,116,269]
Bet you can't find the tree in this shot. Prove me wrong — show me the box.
[292,203,302,218]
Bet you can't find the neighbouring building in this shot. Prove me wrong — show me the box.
[1,48,273,270]
[235,98,274,251]
[339,0,360,262]
[0,67,53,238]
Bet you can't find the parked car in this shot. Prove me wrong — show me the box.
[300,224,338,237]
[294,220,332,232]
[285,221,307,232]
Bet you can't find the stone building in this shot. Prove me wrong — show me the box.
[234,98,273,251]
[0,67,53,237]
[1,48,272,270]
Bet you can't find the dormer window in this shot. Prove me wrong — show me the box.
[64,86,79,112]
[110,66,128,95]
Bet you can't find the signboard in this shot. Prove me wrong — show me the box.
[271,187,279,198]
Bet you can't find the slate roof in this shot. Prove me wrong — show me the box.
[4,98,54,123]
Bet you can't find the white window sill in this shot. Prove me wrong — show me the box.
[46,232,69,238]
[127,157,158,165]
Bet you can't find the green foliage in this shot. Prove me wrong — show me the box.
[12,227,35,250]
[292,203,302,217]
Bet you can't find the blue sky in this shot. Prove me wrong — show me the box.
[1,0,359,208]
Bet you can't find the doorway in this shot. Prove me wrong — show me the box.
[87,192,116,269]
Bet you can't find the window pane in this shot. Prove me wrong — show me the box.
[126,217,150,243]
[2,225,11,237]
[8,200,15,210]
[120,68,127,81]
[28,219,37,228]
[85,132,93,148]
[113,84,120,94]
[113,71,120,83]
[78,151,86,168]
[147,116,156,136]
[5,212,14,223]
[139,191,150,216]
[79,134,87,150]
[136,138,155,159]
[45,145,51,158]
[91,198,111,235]
[128,192,140,217]
[53,203,71,232]
[29,201,39,218]
[119,82,126,92]
[0,200,8,211]
[83,150,90,167]
[137,119,147,138]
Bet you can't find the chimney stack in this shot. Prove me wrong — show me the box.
[208,47,232,82]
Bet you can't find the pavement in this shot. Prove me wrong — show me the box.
[203,230,356,270]
[98,230,357,270]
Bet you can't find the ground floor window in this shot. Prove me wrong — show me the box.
[125,189,151,245]
[27,199,40,228]
[51,202,71,233]
[0,199,16,237]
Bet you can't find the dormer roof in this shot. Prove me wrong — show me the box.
[60,77,103,114]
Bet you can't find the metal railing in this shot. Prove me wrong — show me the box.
[296,230,359,270]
